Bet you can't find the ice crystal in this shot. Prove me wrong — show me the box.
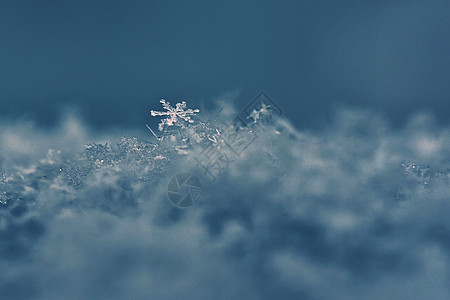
[0,136,174,209]
[0,173,9,204]
[58,137,168,188]
[147,99,229,156]
[246,102,272,123]
[150,99,200,131]
[401,161,449,187]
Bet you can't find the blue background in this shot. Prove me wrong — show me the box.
[1,0,449,129]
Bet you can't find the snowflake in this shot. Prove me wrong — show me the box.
[247,102,272,123]
[150,99,200,131]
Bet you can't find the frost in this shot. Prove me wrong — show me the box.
[59,137,169,188]
[0,136,172,208]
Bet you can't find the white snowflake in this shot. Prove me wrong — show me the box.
[150,99,200,131]
[247,102,272,123]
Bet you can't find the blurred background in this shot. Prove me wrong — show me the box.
[1,0,449,130]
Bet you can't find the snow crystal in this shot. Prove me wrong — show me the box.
[150,99,200,131]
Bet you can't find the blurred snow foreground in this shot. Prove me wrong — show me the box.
[0,99,448,208]
[0,99,450,299]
